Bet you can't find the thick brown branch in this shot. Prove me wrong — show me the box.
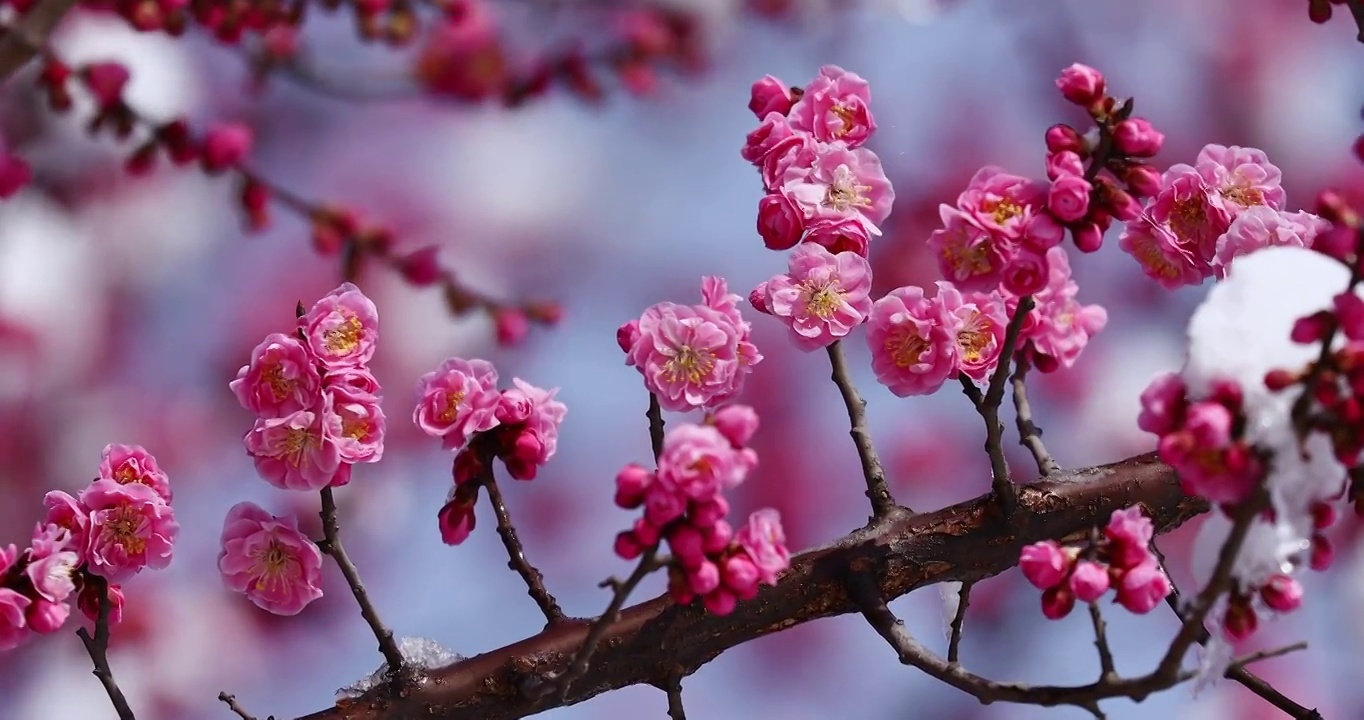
[479,463,565,626]
[76,577,136,720]
[297,452,1206,720]
[826,340,899,517]
[319,487,407,682]
[0,0,76,83]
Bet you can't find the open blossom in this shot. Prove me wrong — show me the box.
[804,216,871,256]
[80,481,177,584]
[0,582,28,650]
[742,113,796,167]
[1212,207,1331,276]
[1117,215,1204,290]
[782,144,895,234]
[413,357,502,450]
[866,283,962,397]
[1147,164,1230,264]
[1195,144,1286,213]
[622,277,762,412]
[230,333,322,417]
[761,243,873,351]
[25,525,78,605]
[735,509,790,586]
[941,287,1007,383]
[218,502,324,616]
[656,424,756,503]
[788,65,876,147]
[493,378,568,480]
[42,491,88,559]
[928,206,1012,292]
[244,402,346,491]
[300,282,380,369]
[98,443,172,504]
[1014,247,1107,370]
[330,385,386,464]
[954,167,1047,241]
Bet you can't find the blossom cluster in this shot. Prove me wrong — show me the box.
[413,357,567,545]
[218,282,388,616]
[1118,144,1330,288]
[1,444,178,650]
[617,277,762,412]
[1018,507,1171,619]
[611,406,790,616]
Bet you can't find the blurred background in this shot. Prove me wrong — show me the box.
[1,0,1363,718]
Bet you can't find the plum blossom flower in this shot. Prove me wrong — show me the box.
[1019,540,1069,589]
[622,277,762,412]
[1013,247,1107,370]
[80,480,177,584]
[735,509,789,586]
[761,243,873,351]
[42,491,88,560]
[741,113,796,167]
[804,216,871,256]
[330,385,386,464]
[656,424,756,504]
[954,167,1047,241]
[788,65,876,147]
[218,502,324,616]
[782,144,895,234]
[244,402,346,491]
[301,282,380,369]
[98,443,172,504]
[1212,207,1331,276]
[230,333,322,417]
[941,287,1007,383]
[1117,215,1204,290]
[866,283,962,397]
[413,357,502,450]
[1195,144,1286,213]
[928,206,1012,293]
[25,525,78,605]
[492,378,567,480]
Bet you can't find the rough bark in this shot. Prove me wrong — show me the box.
[299,452,1203,720]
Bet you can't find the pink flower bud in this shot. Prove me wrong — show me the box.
[1112,118,1164,157]
[0,153,31,198]
[1068,560,1110,603]
[1098,180,1142,222]
[82,62,130,109]
[617,320,641,353]
[201,122,253,173]
[1310,534,1333,571]
[644,487,686,527]
[398,246,443,286]
[668,524,706,568]
[78,583,123,626]
[1073,222,1104,253]
[749,281,774,315]
[722,554,761,600]
[614,531,643,560]
[632,516,661,547]
[690,496,729,529]
[688,560,721,595]
[757,193,804,250]
[1045,151,1084,180]
[1045,124,1085,155]
[1024,212,1065,251]
[1335,291,1364,341]
[437,497,477,545]
[1122,163,1162,198]
[494,308,530,347]
[1291,311,1334,344]
[1222,599,1258,641]
[1002,247,1050,297]
[1047,175,1092,223]
[1113,559,1170,614]
[701,520,732,554]
[614,464,653,508]
[1259,574,1303,613]
[1311,501,1337,530]
[26,599,69,634]
[1019,540,1069,589]
[701,588,737,616]
[1355,133,1364,165]
[1041,584,1075,619]
[1055,63,1105,106]
[748,74,794,118]
[710,404,759,448]
[1104,506,1154,569]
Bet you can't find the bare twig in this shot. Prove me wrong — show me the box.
[826,339,900,517]
[478,459,565,626]
[75,577,136,720]
[969,295,1035,518]
[946,582,973,665]
[1011,353,1061,476]
[0,0,76,83]
[1346,0,1364,43]
[664,673,687,720]
[217,692,266,720]
[318,486,407,683]
[550,545,666,701]
[647,393,665,462]
[1087,602,1116,680]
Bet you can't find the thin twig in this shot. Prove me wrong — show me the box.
[1011,353,1061,476]
[550,546,665,701]
[478,459,565,625]
[318,486,407,682]
[217,692,265,720]
[971,295,1035,518]
[1346,0,1364,43]
[826,340,900,517]
[665,673,687,720]
[647,393,665,463]
[1087,602,1116,680]
[946,582,973,665]
[1228,642,1309,670]
[76,577,136,720]
[0,0,77,83]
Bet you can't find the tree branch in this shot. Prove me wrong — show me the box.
[0,0,76,83]
[663,674,686,720]
[1011,353,1061,476]
[478,460,565,626]
[76,576,136,720]
[826,339,900,517]
[1087,602,1115,680]
[946,582,972,665]
[218,692,267,720]
[295,452,1206,720]
[970,295,1036,518]
[1346,0,1364,43]
[319,486,407,683]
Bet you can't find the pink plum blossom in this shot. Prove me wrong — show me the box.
[437,486,478,546]
[1014,247,1108,370]
[80,480,177,584]
[710,404,759,448]
[756,192,803,250]
[413,357,502,450]
[1055,63,1104,106]
[330,385,386,464]
[761,243,873,351]
[1068,560,1110,603]
[656,424,756,502]
[748,74,794,118]
[1019,540,1069,589]
[1147,165,1229,266]
[928,206,1012,292]
[98,443,172,504]
[42,491,88,561]
[736,509,790,586]
[782,144,895,234]
[244,403,347,491]
[300,282,380,369]
[1117,215,1205,289]
[787,65,876,147]
[741,113,796,167]
[1137,373,1188,436]
[493,378,568,480]
[1114,559,1171,614]
[804,216,871,256]
[941,287,1008,383]
[1212,207,1331,276]
[230,333,323,417]
[218,502,324,616]
[622,277,762,412]
[1195,143,1286,213]
[954,167,1047,241]
[866,283,962,397]
[1105,506,1155,570]
[25,525,78,605]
